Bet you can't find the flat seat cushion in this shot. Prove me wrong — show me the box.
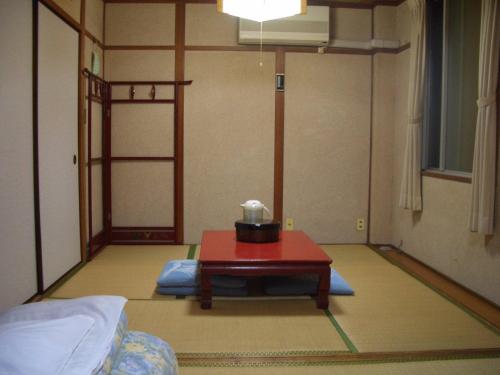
[157,260,247,288]
[157,260,198,287]
[156,286,248,297]
[264,270,354,296]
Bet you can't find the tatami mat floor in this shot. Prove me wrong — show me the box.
[46,243,500,372]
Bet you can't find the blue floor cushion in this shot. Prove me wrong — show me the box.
[264,270,354,296]
[156,286,248,297]
[156,286,198,296]
[157,260,247,289]
[211,275,247,289]
[157,260,198,287]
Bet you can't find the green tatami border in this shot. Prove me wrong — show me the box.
[187,244,197,259]
[324,309,358,353]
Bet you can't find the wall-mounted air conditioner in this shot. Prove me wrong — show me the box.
[238,6,330,47]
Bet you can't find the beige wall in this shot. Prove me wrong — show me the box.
[389,50,500,305]
[105,3,176,228]
[111,105,174,157]
[370,53,396,244]
[331,8,371,41]
[184,51,275,244]
[86,0,103,41]
[396,1,410,45]
[112,162,174,227]
[104,2,392,245]
[105,51,175,81]
[105,3,175,45]
[186,4,238,46]
[85,36,104,78]
[52,0,80,22]
[0,0,37,313]
[284,53,371,244]
[373,6,397,41]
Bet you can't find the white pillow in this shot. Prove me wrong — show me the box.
[0,315,94,375]
[0,296,127,375]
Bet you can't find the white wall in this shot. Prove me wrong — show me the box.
[0,0,37,313]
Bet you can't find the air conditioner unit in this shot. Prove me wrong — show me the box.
[238,6,330,47]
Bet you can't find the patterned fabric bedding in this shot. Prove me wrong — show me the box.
[97,312,177,375]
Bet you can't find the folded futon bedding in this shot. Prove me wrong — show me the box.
[0,296,178,375]
[98,311,177,375]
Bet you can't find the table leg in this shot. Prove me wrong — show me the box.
[200,269,212,309]
[316,267,331,309]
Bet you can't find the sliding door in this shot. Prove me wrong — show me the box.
[38,3,81,288]
[0,0,37,312]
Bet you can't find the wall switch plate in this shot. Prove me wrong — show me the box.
[356,218,365,231]
[285,218,294,231]
[276,73,285,91]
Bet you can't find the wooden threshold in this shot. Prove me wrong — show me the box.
[371,245,500,330]
[177,347,500,367]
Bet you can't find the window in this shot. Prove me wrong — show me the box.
[423,0,481,174]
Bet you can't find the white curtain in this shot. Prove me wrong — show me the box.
[399,0,426,211]
[470,0,499,235]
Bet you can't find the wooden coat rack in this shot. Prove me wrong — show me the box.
[83,69,192,259]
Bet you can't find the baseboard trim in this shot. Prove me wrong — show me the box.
[111,227,176,244]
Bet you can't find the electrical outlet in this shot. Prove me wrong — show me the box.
[356,218,365,231]
[285,218,294,231]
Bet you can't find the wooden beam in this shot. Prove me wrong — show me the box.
[32,0,44,294]
[39,0,81,32]
[273,48,285,223]
[104,0,405,9]
[174,2,186,244]
[78,0,88,262]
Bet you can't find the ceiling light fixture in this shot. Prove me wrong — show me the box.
[217,0,307,22]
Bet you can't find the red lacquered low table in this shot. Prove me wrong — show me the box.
[199,230,332,309]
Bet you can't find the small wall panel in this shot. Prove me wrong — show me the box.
[90,102,103,158]
[284,53,371,243]
[84,36,104,78]
[373,6,397,41]
[186,4,238,46]
[104,51,175,81]
[85,0,104,42]
[85,100,103,160]
[184,51,275,244]
[396,2,410,45]
[92,164,104,234]
[331,8,372,41]
[52,0,81,23]
[370,54,396,244]
[111,105,174,157]
[0,0,37,312]
[112,162,174,227]
[105,3,175,45]
[85,164,104,240]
